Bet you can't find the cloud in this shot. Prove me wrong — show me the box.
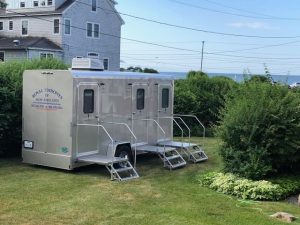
[228,22,278,30]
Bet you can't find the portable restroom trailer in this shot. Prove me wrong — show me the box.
[22,59,208,181]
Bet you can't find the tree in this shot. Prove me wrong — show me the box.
[0,1,7,8]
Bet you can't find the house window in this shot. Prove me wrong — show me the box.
[64,19,71,35]
[53,19,60,34]
[9,21,13,31]
[83,89,94,114]
[48,0,53,6]
[103,58,109,70]
[87,23,100,38]
[92,0,97,12]
[94,24,99,38]
[0,22,3,31]
[40,53,54,59]
[33,1,39,7]
[0,52,4,62]
[136,89,145,110]
[22,21,28,35]
[162,88,169,109]
[41,1,45,6]
[20,2,25,7]
[87,52,99,59]
[87,23,93,37]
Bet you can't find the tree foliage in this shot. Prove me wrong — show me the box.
[0,59,68,156]
[217,82,300,179]
[174,71,237,135]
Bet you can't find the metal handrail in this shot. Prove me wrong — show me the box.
[173,114,206,141]
[140,118,167,166]
[100,121,138,168]
[76,124,115,171]
[156,116,185,151]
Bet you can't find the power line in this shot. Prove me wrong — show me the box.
[201,0,285,19]
[74,0,300,39]
[168,0,300,21]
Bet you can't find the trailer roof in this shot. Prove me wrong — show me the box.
[71,70,175,80]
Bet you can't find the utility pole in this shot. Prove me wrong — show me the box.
[200,41,205,72]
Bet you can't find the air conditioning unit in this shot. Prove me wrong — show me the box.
[72,58,104,71]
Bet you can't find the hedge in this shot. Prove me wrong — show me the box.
[0,59,68,156]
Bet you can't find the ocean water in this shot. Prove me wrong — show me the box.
[160,72,300,85]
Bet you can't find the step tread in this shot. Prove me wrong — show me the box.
[114,167,134,173]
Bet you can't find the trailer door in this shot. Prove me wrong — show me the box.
[131,83,149,144]
[157,83,173,141]
[76,83,100,156]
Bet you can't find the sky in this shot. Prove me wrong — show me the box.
[116,0,300,75]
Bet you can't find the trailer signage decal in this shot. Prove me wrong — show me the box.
[31,88,63,111]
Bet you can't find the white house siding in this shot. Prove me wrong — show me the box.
[0,15,62,45]
[62,0,122,71]
[1,50,27,61]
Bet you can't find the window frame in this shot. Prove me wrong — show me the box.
[136,89,145,110]
[21,20,28,36]
[47,0,53,6]
[53,18,60,35]
[40,52,54,59]
[161,88,170,109]
[64,18,71,35]
[33,1,39,7]
[103,58,109,70]
[86,22,93,37]
[86,22,100,38]
[20,1,25,7]
[8,21,13,31]
[0,21,3,31]
[87,52,99,59]
[0,51,5,62]
[91,0,97,12]
[83,89,95,114]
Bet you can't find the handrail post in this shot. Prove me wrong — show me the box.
[100,121,138,168]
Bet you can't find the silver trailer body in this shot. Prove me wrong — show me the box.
[22,69,208,180]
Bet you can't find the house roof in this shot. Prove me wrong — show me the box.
[0,36,63,51]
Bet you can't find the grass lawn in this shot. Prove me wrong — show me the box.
[0,137,299,225]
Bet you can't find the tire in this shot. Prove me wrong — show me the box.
[115,145,134,167]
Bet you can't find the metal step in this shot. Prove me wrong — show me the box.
[107,161,139,181]
[159,149,187,170]
[165,155,181,161]
[189,150,208,163]
[157,141,209,164]
[136,144,176,154]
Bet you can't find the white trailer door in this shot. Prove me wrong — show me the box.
[76,83,100,156]
[131,83,149,144]
[157,84,173,141]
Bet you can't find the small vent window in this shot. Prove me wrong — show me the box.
[136,89,145,110]
[83,89,94,114]
[162,88,169,109]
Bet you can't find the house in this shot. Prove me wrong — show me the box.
[0,0,124,70]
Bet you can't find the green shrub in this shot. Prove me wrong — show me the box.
[216,82,300,179]
[174,71,237,136]
[0,59,68,157]
[198,172,300,201]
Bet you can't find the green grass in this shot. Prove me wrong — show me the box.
[0,138,299,225]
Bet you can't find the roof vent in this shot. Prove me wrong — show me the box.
[13,40,20,47]
[72,58,104,71]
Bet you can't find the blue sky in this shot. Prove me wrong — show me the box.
[116,0,300,74]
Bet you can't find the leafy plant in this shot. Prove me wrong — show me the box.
[216,82,300,179]
[198,172,300,201]
[0,59,68,156]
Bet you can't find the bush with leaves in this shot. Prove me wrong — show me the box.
[0,59,68,156]
[174,71,237,136]
[217,82,300,179]
[198,172,300,201]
